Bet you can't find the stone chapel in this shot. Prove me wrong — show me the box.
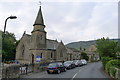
[15,6,67,64]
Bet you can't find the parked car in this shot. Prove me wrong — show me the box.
[73,60,83,67]
[64,61,76,69]
[81,59,87,65]
[47,62,66,74]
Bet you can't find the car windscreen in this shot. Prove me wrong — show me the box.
[73,60,78,63]
[64,61,72,64]
[48,63,57,67]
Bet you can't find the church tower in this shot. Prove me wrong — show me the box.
[31,6,46,49]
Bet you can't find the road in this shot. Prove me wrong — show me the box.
[22,61,110,79]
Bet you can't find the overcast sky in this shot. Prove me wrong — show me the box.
[0,0,118,44]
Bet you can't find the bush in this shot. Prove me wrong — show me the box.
[101,57,112,69]
[105,61,112,74]
[81,52,89,61]
[106,59,120,69]
[105,59,120,77]
[109,67,117,77]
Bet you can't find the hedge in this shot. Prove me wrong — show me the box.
[109,67,116,77]
[101,57,112,69]
[106,59,120,69]
[105,59,120,77]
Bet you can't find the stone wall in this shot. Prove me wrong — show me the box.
[2,64,20,78]
[2,63,47,79]
[115,68,120,80]
[108,67,120,80]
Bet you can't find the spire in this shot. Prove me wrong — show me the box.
[33,6,44,26]
[23,31,26,34]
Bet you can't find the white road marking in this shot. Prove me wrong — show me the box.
[72,73,78,79]
[79,67,83,72]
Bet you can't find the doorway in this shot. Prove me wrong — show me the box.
[32,54,34,64]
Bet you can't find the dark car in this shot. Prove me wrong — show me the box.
[63,61,76,69]
[73,60,83,67]
[47,62,66,74]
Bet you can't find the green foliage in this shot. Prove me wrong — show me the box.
[81,52,89,61]
[96,37,118,58]
[105,60,120,77]
[1,30,18,61]
[66,39,120,51]
[101,57,112,69]
[66,40,96,49]
[106,60,120,69]
[115,45,120,52]
[109,67,117,77]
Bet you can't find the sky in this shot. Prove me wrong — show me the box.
[0,0,118,44]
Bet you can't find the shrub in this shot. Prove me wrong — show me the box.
[105,61,112,74]
[109,67,117,77]
[105,59,120,77]
[107,60,120,69]
[101,57,112,69]
[81,52,89,61]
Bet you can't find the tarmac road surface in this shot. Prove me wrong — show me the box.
[22,61,110,79]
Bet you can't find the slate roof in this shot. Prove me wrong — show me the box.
[46,39,60,50]
[66,47,74,53]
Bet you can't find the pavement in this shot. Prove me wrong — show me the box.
[21,61,110,79]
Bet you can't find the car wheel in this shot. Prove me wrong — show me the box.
[47,71,50,74]
[57,70,60,74]
[64,68,67,72]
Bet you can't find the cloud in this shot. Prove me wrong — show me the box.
[84,2,118,40]
[0,1,118,44]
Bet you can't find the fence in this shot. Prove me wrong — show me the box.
[19,64,34,75]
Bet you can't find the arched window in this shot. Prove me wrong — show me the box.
[41,53,42,58]
[60,50,63,57]
[41,35,42,40]
[21,45,25,58]
[51,52,53,58]
[32,54,34,63]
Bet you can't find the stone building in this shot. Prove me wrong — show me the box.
[16,6,67,64]
[66,47,81,61]
[66,47,74,61]
[71,48,81,60]
[86,45,100,62]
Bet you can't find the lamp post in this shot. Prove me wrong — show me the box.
[2,16,17,62]
[3,16,17,35]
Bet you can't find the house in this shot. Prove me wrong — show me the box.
[66,47,81,60]
[86,45,100,62]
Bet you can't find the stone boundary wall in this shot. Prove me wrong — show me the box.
[2,65,20,78]
[108,67,120,80]
[2,63,48,78]
[115,68,120,80]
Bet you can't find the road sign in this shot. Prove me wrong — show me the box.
[36,56,41,62]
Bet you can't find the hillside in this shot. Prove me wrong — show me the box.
[65,39,120,50]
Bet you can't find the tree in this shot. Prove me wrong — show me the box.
[96,37,118,58]
[81,52,89,61]
[1,30,18,61]
[83,48,86,51]
[80,47,82,50]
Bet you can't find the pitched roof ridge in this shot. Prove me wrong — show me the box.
[25,34,31,36]
[47,39,58,42]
